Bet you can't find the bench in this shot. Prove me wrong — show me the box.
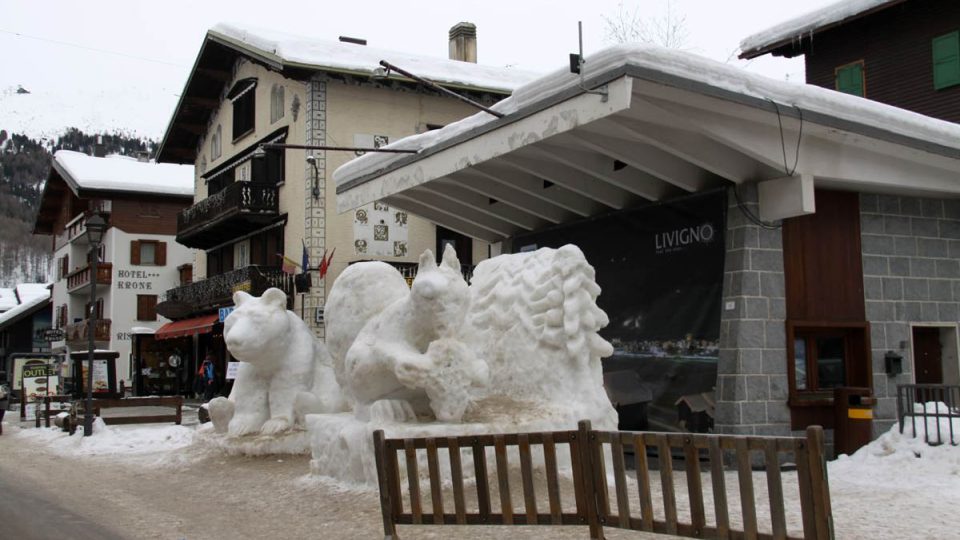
[90,396,184,425]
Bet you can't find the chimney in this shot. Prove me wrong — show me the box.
[448,22,477,63]
[93,135,106,157]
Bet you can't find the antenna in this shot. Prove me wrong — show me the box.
[570,21,608,102]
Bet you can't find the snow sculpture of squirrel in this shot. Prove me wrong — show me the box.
[208,288,344,436]
[325,245,488,422]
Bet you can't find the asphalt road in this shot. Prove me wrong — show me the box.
[0,466,125,540]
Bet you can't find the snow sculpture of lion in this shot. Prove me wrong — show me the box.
[325,246,488,422]
[208,288,344,436]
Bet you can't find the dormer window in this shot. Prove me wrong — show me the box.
[228,78,257,141]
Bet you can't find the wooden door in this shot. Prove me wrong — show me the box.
[913,327,943,384]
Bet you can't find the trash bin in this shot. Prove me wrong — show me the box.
[833,386,875,456]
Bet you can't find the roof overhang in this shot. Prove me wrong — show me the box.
[335,65,960,242]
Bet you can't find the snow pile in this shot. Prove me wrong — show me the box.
[212,23,538,93]
[11,418,196,460]
[740,0,899,57]
[831,405,960,490]
[54,149,194,197]
[0,288,18,312]
[333,41,960,189]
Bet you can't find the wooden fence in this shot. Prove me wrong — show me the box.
[373,420,833,540]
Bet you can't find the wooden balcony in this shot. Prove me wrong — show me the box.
[157,265,294,319]
[66,263,113,293]
[65,318,112,345]
[176,182,280,249]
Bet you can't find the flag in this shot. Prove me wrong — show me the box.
[277,253,300,275]
[319,247,336,279]
[302,240,310,272]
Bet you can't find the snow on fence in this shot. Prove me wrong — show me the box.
[373,420,833,539]
[896,384,960,446]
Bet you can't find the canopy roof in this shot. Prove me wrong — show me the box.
[332,44,960,242]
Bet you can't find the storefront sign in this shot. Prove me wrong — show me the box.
[226,362,240,380]
[12,356,56,395]
[21,363,59,400]
[219,307,235,322]
[116,269,160,290]
[81,360,111,393]
[38,328,64,342]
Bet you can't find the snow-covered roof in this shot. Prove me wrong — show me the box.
[739,0,904,58]
[0,287,50,331]
[53,150,194,197]
[335,42,960,189]
[15,283,51,303]
[0,288,16,312]
[210,23,538,94]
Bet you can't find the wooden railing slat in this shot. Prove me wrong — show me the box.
[518,434,538,523]
[404,438,423,524]
[425,438,444,524]
[633,433,655,531]
[764,441,787,540]
[805,427,834,540]
[569,431,587,518]
[794,438,816,540]
[494,435,514,524]
[611,433,631,528]
[708,437,731,540]
[542,437,563,524]
[684,436,706,537]
[373,431,399,538]
[658,437,679,535]
[447,437,467,525]
[472,441,492,522]
[735,438,758,540]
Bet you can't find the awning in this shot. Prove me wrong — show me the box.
[154,314,220,340]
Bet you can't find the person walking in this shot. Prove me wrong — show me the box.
[197,355,219,402]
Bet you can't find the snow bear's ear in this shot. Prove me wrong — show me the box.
[441,244,460,271]
[233,290,252,306]
[261,287,288,310]
[418,249,437,271]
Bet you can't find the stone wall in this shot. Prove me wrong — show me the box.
[715,185,792,437]
[860,194,960,433]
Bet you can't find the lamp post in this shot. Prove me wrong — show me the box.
[83,212,107,436]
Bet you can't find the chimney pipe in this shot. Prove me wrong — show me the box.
[93,135,106,158]
[448,22,477,63]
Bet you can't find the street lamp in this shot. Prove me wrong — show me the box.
[83,212,107,437]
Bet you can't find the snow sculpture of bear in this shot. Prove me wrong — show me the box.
[325,246,488,422]
[209,288,343,436]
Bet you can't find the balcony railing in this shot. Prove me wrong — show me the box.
[176,182,280,249]
[66,263,113,292]
[160,265,294,316]
[64,319,112,344]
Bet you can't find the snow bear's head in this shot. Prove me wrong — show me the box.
[223,288,290,363]
[410,245,470,336]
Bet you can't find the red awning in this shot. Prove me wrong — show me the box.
[154,314,220,340]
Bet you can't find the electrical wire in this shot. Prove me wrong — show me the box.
[769,98,804,177]
[0,28,187,68]
[733,183,781,230]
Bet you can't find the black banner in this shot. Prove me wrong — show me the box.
[513,189,726,432]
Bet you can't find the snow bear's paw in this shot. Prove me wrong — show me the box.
[369,399,418,424]
[260,416,292,435]
[228,415,265,437]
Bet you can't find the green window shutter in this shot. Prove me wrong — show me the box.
[836,63,864,97]
[933,31,960,90]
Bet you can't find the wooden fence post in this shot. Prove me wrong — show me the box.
[805,426,834,540]
[577,420,605,540]
[373,430,399,540]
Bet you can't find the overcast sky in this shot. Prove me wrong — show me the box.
[0,0,838,140]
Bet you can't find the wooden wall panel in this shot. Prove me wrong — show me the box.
[109,198,189,236]
[804,1,960,123]
[782,190,866,322]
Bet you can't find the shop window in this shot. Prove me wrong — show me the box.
[835,61,865,97]
[130,240,167,266]
[786,322,870,403]
[137,295,158,321]
[933,31,960,90]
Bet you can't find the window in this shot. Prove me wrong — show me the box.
[786,323,870,402]
[835,61,865,97]
[933,31,960,90]
[229,78,257,140]
[210,125,222,161]
[137,294,158,321]
[130,240,167,266]
[270,84,285,123]
[233,239,250,270]
[85,298,104,320]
